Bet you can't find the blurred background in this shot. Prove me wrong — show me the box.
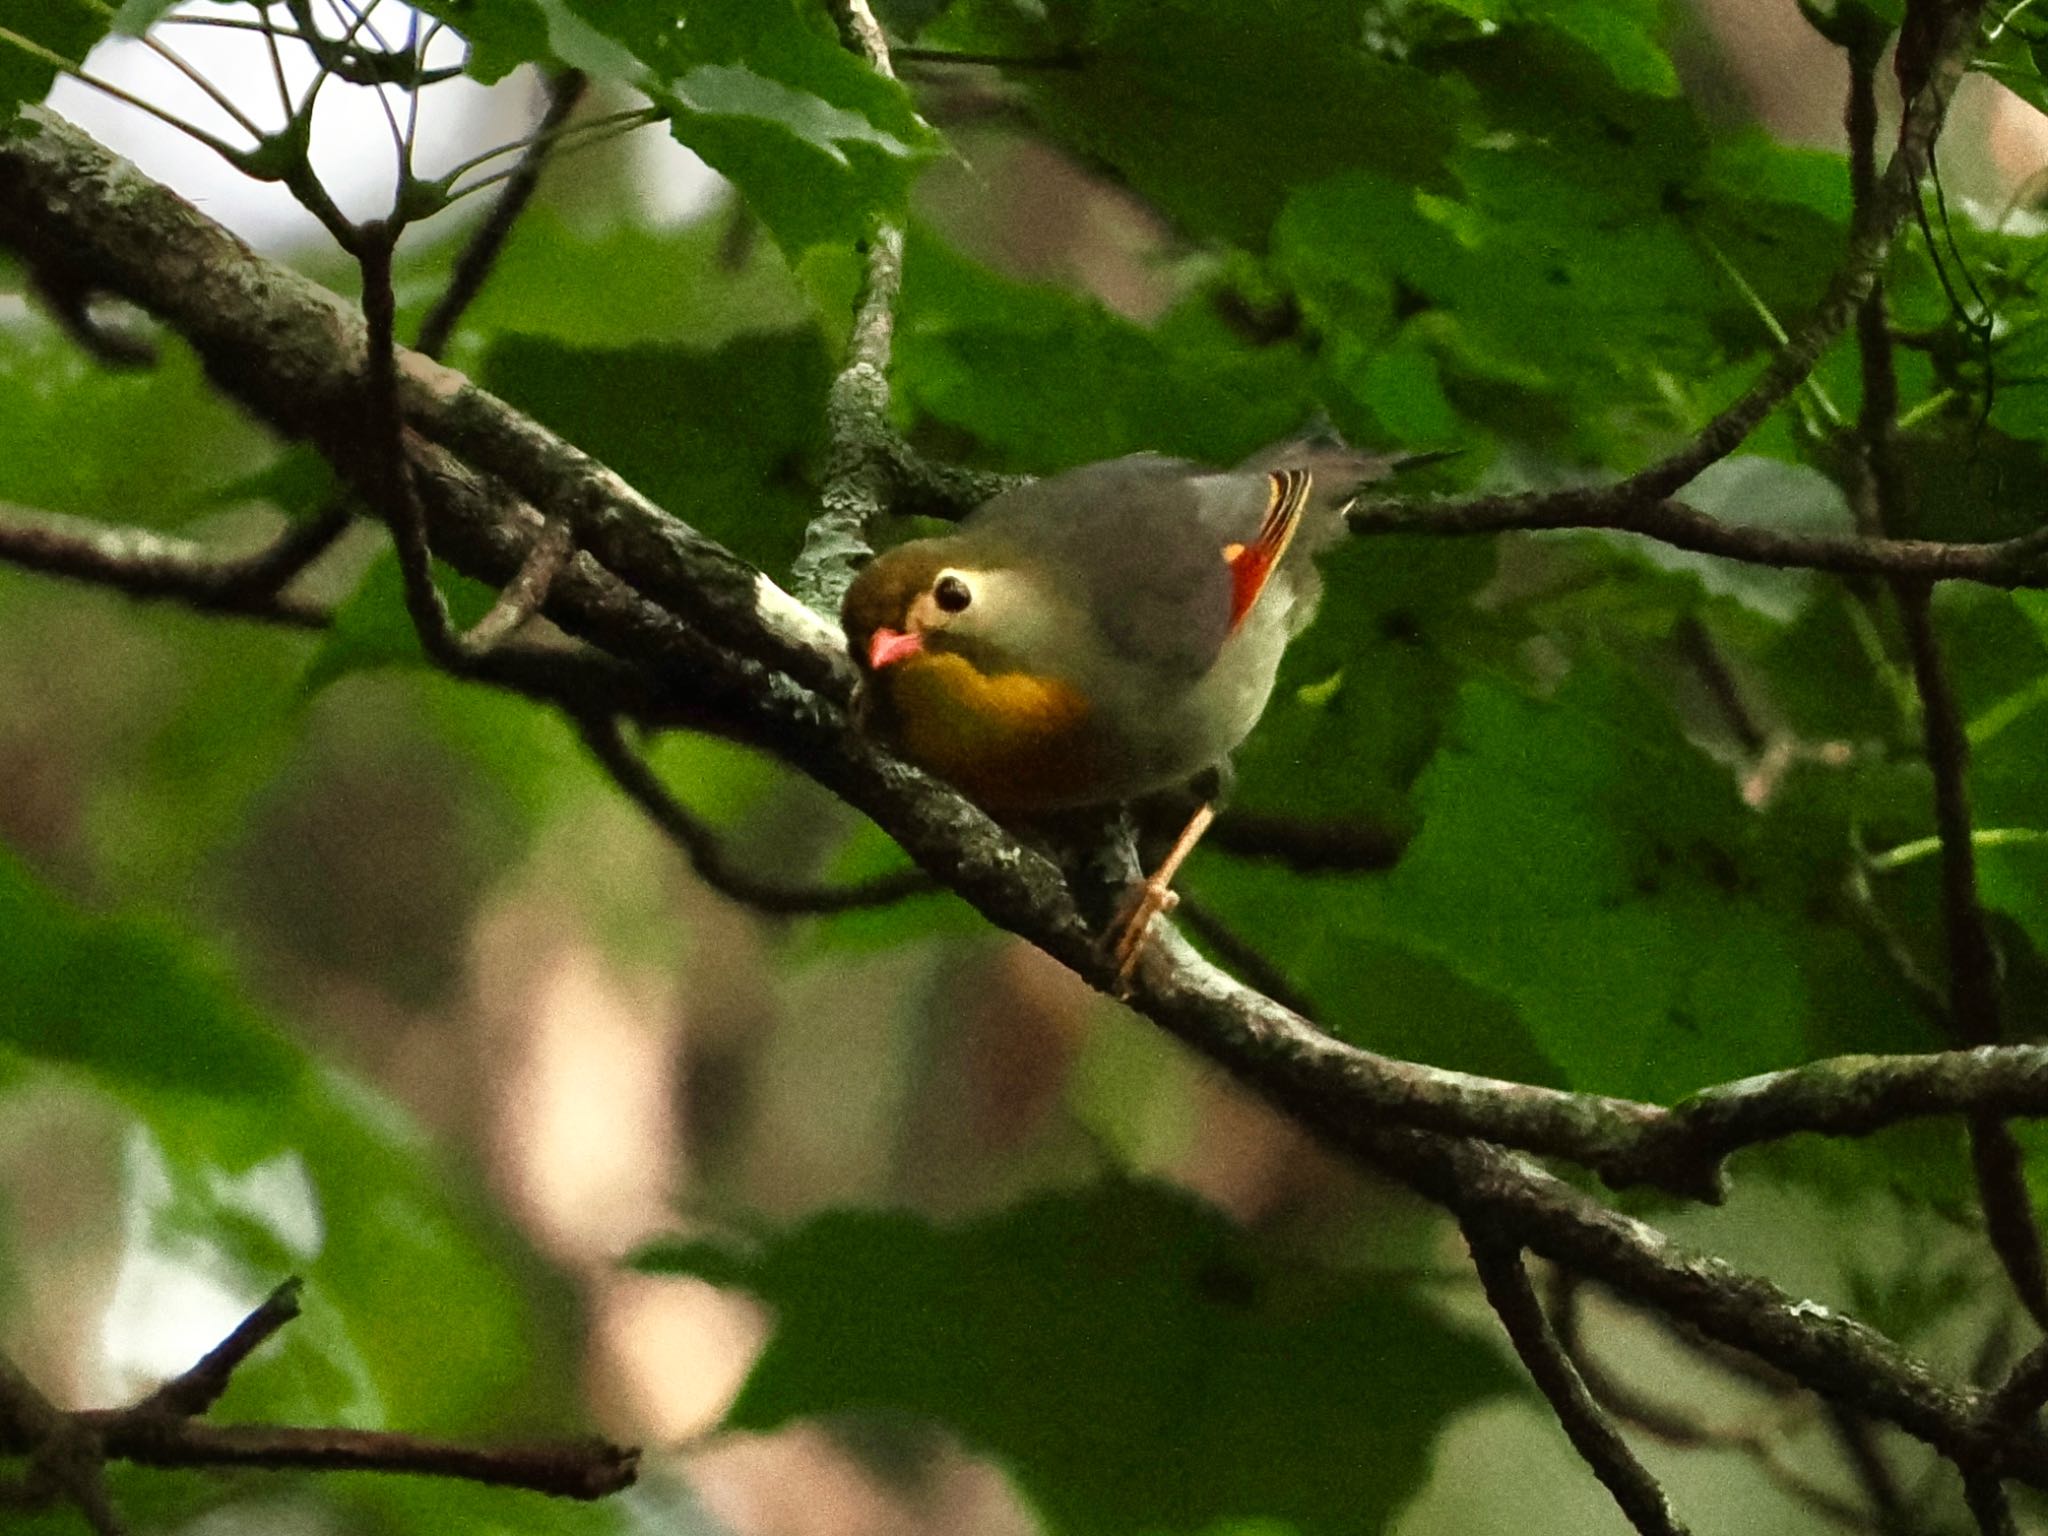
[4,2,2048,1532]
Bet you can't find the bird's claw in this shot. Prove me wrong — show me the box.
[1109,877,1180,993]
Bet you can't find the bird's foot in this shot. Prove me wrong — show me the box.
[1109,875,1179,993]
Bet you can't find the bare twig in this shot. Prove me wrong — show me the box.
[1466,1233,1692,1536]
[577,712,935,915]
[414,69,587,359]
[1823,1405,1911,1536]
[139,1279,303,1418]
[1348,491,2048,587]
[206,497,357,601]
[1,1285,637,1507]
[462,517,573,651]
[1548,1273,1875,1533]
[71,1416,638,1499]
[0,503,328,626]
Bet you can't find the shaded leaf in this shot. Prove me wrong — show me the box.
[638,1181,1513,1536]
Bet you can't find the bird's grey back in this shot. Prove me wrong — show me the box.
[964,446,1390,678]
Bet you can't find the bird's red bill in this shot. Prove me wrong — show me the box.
[868,627,925,670]
[1225,468,1312,632]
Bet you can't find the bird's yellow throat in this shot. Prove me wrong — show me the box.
[881,650,1096,810]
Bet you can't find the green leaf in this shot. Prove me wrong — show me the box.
[0,0,106,123]
[570,0,940,255]
[982,0,1460,249]
[1375,667,1814,1100]
[897,230,1319,469]
[479,326,833,573]
[405,206,811,352]
[0,847,298,1096]
[300,549,500,696]
[640,1181,1514,1536]
[0,329,273,522]
[109,0,179,35]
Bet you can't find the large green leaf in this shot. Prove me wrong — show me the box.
[578,0,939,255]
[895,230,1320,470]
[0,328,272,522]
[637,1180,1514,1536]
[406,207,812,352]
[480,326,834,574]
[0,0,106,124]
[1373,667,1815,1100]
[937,0,1459,250]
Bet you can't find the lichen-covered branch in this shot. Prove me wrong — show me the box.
[792,0,908,611]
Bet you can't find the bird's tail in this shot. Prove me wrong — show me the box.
[1237,433,1459,549]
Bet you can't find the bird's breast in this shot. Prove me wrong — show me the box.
[875,651,1102,811]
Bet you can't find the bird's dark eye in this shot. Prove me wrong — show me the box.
[933,573,973,613]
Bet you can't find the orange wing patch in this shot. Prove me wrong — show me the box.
[1225,469,1312,633]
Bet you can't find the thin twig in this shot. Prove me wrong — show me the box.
[1466,1234,1692,1536]
[0,504,329,626]
[577,713,935,915]
[1547,1273,1875,1533]
[358,224,468,665]
[462,517,573,652]
[415,70,588,359]
[1823,1405,1911,1536]
[139,1279,303,1418]
[69,1416,638,1499]
[0,1287,637,1505]
[1347,491,2048,587]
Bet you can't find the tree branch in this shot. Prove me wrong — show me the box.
[791,0,906,611]
[70,1416,639,1499]
[1,1280,639,1513]
[1466,1232,1692,1536]
[0,502,329,627]
[1348,491,2048,587]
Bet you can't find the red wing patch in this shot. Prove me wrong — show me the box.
[1224,468,1311,633]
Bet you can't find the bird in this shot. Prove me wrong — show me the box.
[840,435,1406,979]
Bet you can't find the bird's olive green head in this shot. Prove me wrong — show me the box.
[841,536,1056,676]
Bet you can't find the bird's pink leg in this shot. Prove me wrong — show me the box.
[1111,801,1216,986]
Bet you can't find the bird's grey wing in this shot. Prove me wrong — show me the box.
[967,454,1274,679]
